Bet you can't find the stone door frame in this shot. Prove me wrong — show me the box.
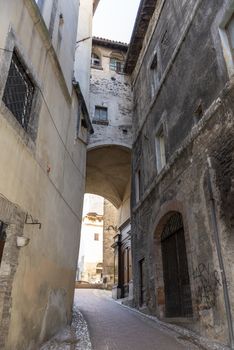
[153,200,196,321]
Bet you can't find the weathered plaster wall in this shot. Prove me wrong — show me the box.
[0,1,87,349]
[130,0,234,346]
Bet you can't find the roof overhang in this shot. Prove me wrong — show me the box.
[124,0,158,74]
[93,0,100,14]
[92,37,128,52]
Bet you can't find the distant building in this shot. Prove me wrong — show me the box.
[78,194,104,283]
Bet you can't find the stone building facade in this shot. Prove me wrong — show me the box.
[0,0,96,348]
[125,0,234,347]
[86,37,133,299]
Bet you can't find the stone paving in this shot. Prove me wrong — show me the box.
[41,289,230,350]
[40,303,92,350]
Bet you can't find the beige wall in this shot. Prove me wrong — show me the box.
[74,0,93,106]
[0,1,89,349]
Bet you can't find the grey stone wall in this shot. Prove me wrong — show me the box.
[131,0,234,346]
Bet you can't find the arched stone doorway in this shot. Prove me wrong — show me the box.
[161,212,193,318]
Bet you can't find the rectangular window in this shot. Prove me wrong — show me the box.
[139,258,146,306]
[150,52,160,97]
[93,106,108,125]
[2,50,35,132]
[94,233,99,241]
[135,168,141,203]
[226,14,234,56]
[110,58,124,73]
[0,221,7,267]
[49,0,58,38]
[219,9,234,77]
[155,128,166,173]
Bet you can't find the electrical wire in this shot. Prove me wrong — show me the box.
[0,48,13,53]
[0,45,85,223]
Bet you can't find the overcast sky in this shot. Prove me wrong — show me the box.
[93,0,141,43]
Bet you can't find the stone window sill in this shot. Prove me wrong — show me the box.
[92,119,109,126]
[91,65,103,70]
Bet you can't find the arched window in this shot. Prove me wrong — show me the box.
[91,53,101,67]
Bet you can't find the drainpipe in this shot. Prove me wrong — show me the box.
[207,157,234,349]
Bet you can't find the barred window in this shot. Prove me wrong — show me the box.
[2,50,35,132]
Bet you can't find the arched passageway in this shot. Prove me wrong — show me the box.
[86,145,131,208]
[84,144,132,299]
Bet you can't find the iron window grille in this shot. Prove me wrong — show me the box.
[161,213,183,242]
[2,50,35,132]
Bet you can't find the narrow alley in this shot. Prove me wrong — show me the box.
[74,290,206,350]
[1,0,234,349]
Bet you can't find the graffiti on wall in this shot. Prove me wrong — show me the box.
[192,263,221,309]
